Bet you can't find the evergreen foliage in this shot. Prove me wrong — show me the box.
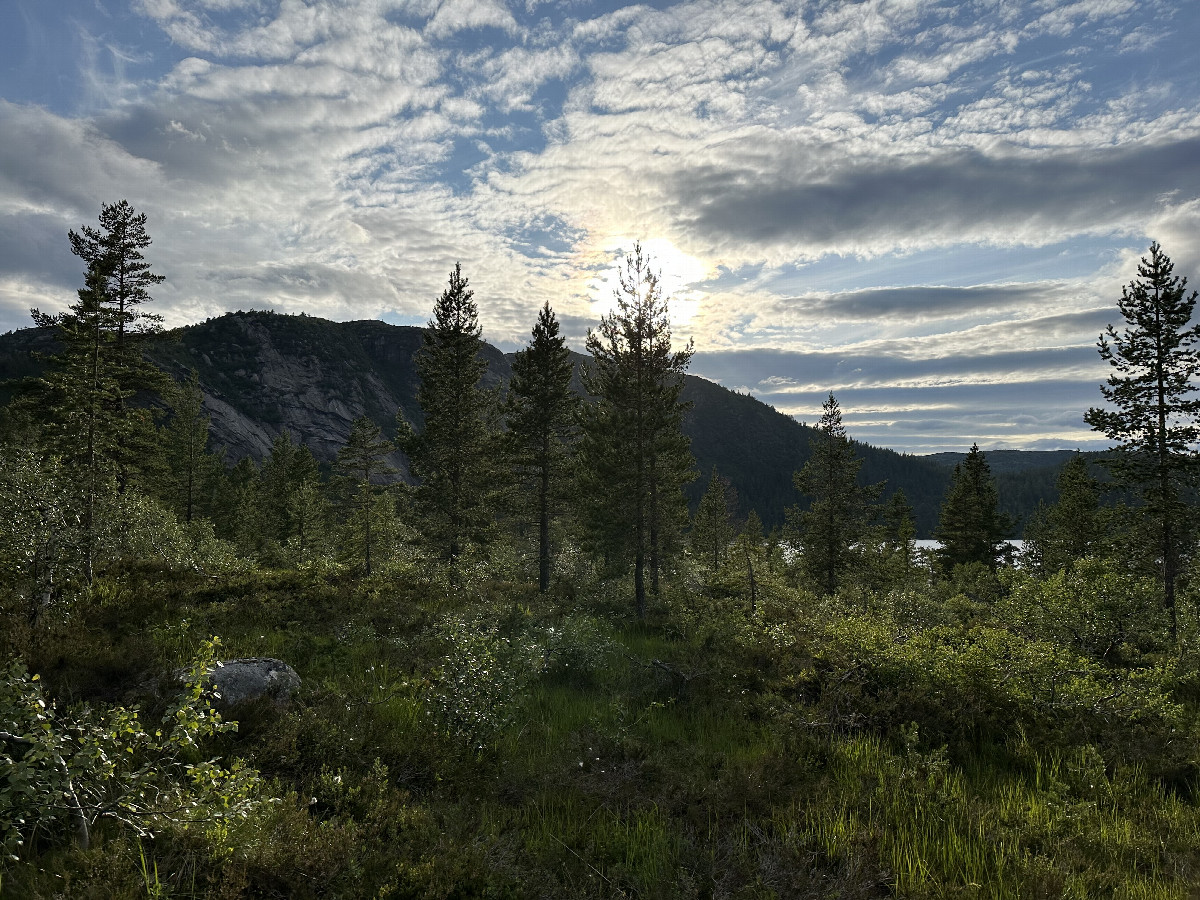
[4,257,1200,899]
[335,417,395,576]
[161,370,221,525]
[578,243,694,618]
[934,443,1012,572]
[1023,454,1109,575]
[28,268,142,581]
[405,264,500,577]
[691,467,736,572]
[506,303,578,592]
[67,200,165,350]
[1084,242,1200,640]
[788,393,882,595]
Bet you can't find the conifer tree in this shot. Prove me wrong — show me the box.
[336,417,395,576]
[29,264,128,583]
[405,264,499,577]
[933,444,1011,572]
[260,431,327,564]
[1084,243,1200,640]
[1024,454,1108,575]
[882,488,917,565]
[788,393,882,595]
[738,509,765,612]
[161,370,221,524]
[26,203,167,517]
[68,200,165,352]
[506,302,578,592]
[578,243,694,618]
[691,467,736,572]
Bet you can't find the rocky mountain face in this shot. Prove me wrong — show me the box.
[1,310,1072,534]
[145,311,512,465]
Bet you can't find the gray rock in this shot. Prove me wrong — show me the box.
[207,658,300,707]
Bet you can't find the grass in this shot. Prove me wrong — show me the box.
[4,565,1200,898]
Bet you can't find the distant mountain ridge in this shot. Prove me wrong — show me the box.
[0,310,1078,535]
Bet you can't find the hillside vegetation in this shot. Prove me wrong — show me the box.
[0,310,1069,535]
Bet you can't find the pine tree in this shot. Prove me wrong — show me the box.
[259,431,327,565]
[787,393,882,595]
[68,200,165,352]
[882,488,917,564]
[738,509,764,613]
[506,302,578,592]
[29,264,128,583]
[578,243,694,618]
[1024,454,1108,575]
[405,264,499,577]
[691,467,736,572]
[161,370,221,524]
[1084,243,1200,641]
[335,417,395,576]
[933,444,1012,572]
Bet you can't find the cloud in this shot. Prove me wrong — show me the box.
[426,0,518,39]
[671,135,1200,258]
[771,283,1061,321]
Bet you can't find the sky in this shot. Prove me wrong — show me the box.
[2,0,1199,454]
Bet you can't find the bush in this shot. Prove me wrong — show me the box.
[999,558,1169,662]
[0,639,265,862]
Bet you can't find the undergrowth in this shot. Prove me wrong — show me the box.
[3,563,1199,898]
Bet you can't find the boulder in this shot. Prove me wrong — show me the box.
[207,658,300,707]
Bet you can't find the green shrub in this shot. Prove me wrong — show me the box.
[0,639,265,862]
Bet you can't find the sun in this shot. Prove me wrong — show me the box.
[586,237,709,328]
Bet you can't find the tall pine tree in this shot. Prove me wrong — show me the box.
[68,200,165,352]
[691,467,736,573]
[1023,454,1108,576]
[1084,243,1200,641]
[578,243,694,618]
[161,370,222,525]
[506,302,578,592]
[405,263,499,578]
[29,264,129,583]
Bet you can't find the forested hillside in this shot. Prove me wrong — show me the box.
[1,310,1066,535]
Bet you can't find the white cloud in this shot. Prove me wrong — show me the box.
[426,0,519,39]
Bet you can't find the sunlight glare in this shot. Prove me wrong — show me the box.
[586,238,709,330]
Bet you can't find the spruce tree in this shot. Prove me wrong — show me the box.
[691,467,736,572]
[1084,243,1200,641]
[506,302,578,592]
[260,431,327,565]
[933,444,1011,572]
[788,393,882,595]
[578,243,694,618]
[882,488,917,566]
[1024,454,1108,575]
[161,370,221,524]
[738,509,765,613]
[405,263,499,577]
[336,417,395,576]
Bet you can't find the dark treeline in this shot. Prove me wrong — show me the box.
[4,204,1200,898]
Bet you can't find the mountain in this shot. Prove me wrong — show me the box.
[0,310,1074,535]
[922,449,1083,473]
